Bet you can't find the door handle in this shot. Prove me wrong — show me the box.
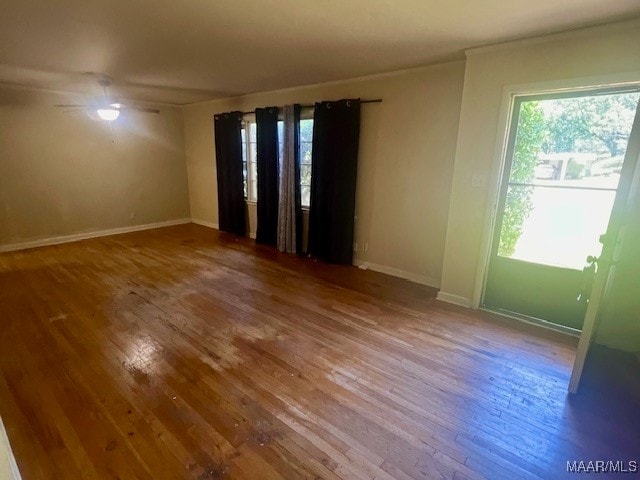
[577,255,598,302]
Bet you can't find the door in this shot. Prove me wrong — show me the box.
[569,98,640,393]
[483,87,640,330]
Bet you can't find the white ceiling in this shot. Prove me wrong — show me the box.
[1,0,639,105]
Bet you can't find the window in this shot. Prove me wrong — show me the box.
[240,119,257,202]
[299,118,314,207]
[241,115,314,207]
[494,90,639,269]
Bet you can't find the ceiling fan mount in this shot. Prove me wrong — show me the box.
[55,73,160,120]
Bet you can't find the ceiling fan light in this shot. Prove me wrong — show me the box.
[96,108,120,121]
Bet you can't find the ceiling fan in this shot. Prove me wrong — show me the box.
[54,74,159,121]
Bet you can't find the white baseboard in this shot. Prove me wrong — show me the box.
[353,260,441,288]
[191,218,219,229]
[436,291,472,308]
[190,219,256,239]
[0,218,191,253]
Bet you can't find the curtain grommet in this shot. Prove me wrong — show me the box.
[346,101,351,107]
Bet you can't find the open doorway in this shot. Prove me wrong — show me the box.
[483,87,640,331]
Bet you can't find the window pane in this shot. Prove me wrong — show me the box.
[249,142,257,163]
[250,180,257,202]
[241,125,248,200]
[277,121,283,143]
[300,119,314,143]
[300,142,312,164]
[508,93,639,189]
[300,164,312,186]
[249,122,257,142]
[241,125,247,162]
[242,162,248,199]
[498,185,616,269]
[497,92,640,269]
[242,163,247,179]
[249,160,257,180]
[301,185,311,207]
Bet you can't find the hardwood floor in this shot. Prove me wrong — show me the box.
[0,224,637,479]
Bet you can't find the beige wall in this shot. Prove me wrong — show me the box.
[438,20,640,349]
[0,88,190,247]
[184,61,466,287]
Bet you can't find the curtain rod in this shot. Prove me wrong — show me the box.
[240,98,381,115]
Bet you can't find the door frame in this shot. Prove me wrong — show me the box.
[471,72,640,313]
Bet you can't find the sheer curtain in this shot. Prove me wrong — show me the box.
[277,104,303,253]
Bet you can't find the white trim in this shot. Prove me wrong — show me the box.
[481,307,581,337]
[0,218,191,253]
[471,84,516,309]
[189,227,433,282]
[353,260,441,288]
[0,417,22,480]
[191,218,219,229]
[190,219,254,238]
[465,17,640,57]
[183,19,640,108]
[183,60,464,107]
[436,291,472,308]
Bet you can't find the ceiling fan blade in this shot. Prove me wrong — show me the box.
[61,107,93,113]
[119,106,160,114]
[54,104,92,108]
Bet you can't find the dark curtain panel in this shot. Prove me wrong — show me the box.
[255,107,279,245]
[308,99,361,264]
[214,111,246,236]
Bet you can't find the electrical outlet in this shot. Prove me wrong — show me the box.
[364,242,369,252]
[130,212,136,219]
[353,242,358,252]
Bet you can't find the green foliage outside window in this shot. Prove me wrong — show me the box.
[497,92,639,258]
[498,101,546,257]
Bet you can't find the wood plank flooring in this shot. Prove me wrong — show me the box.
[0,224,637,479]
